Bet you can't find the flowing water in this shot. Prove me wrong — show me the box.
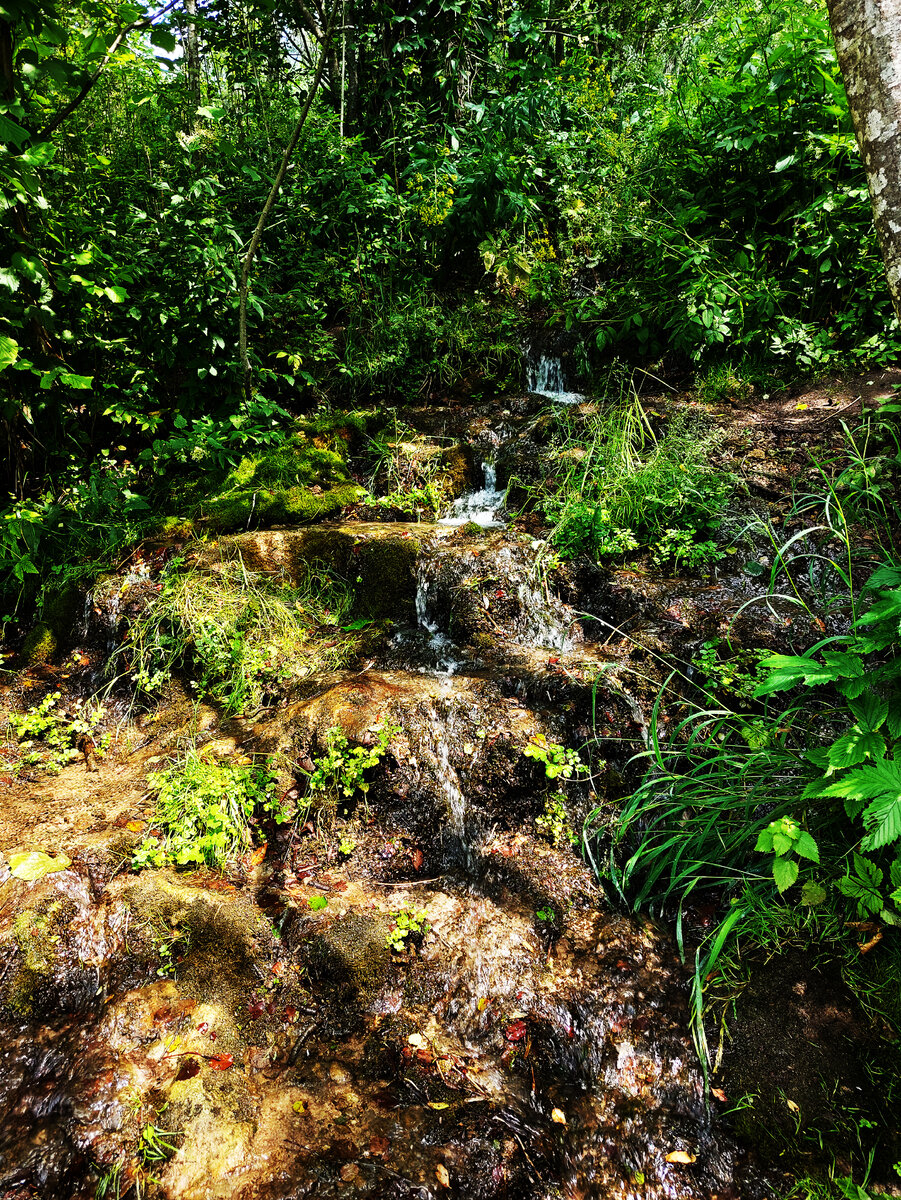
[0,394,782,1200]
[526,353,585,406]
[438,461,506,528]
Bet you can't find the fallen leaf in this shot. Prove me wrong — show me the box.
[208,1053,234,1070]
[292,1099,306,1113]
[407,1033,426,1049]
[411,849,424,871]
[436,1164,450,1188]
[551,1107,567,1125]
[126,820,145,833]
[665,1150,696,1164]
[711,1087,727,1102]
[428,1101,450,1110]
[9,851,71,881]
[504,1019,527,1042]
[369,1135,390,1156]
[786,1098,800,1113]
[477,998,488,1012]
[251,843,267,866]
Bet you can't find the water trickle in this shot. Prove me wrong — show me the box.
[422,699,477,873]
[526,351,585,406]
[438,461,505,527]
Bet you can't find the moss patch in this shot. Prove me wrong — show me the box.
[21,621,57,665]
[303,912,392,1003]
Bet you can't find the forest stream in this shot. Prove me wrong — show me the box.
[0,369,895,1200]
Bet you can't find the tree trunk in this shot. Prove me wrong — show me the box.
[827,0,901,321]
[183,0,201,106]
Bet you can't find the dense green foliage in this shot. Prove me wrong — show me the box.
[0,0,897,619]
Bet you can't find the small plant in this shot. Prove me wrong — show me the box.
[7,691,111,774]
[536,907,556,922]
[302,723,397,818]
[754,816,819,894]
[132,750,276,870]
[138,1122,180,1166]
[524,735,587,781]
[651,528,722,571]
[308,895,328,912]
[337,832,357,856]
[535,792,575,847]
[696,638,766,702]
[386,908,428,952]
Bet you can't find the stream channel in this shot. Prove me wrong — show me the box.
[0,373,818,1200]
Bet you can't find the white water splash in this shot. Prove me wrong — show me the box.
[526,353,584,406]
[438,462,505,528]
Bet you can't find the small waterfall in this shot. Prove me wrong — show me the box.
[438,461,505,528]
[389,561,464,675]
[422,699,477,873]
[526,349,585,406]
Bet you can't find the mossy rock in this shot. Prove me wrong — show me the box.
[41,581,81,643]
[200,483,365,533]
[352,535,421,618]
[21,621,57,665]
[302,912,392,1002]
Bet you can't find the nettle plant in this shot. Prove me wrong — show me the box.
[753,563,901,920]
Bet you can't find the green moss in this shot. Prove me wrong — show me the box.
[199,483,364,533]
[21,622,57,665]
[353,536,421,618]
[305,912,392,1001]
[41,582,80,641]
[460,522,488,538]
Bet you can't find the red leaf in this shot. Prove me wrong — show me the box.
[208,1053,234,1071]
[504,1020,528,1042]
[284,1005,297,1022]
[247,999,265,1018]
[411,849,424,871]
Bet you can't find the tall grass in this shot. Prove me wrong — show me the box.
[120,551,358,713]
[540,379,734,561]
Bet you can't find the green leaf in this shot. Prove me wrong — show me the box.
[103,285,127,303]
[772,856,799,893]
[772,832,794,855]
[150,27,177,51]
[800,881,827,907]
[857,589,901,629]
[794,831,819,863]
[9,851,71,880]
[0,335,18,371]
[754,829,774,853]
[307,894,328,911]
[847,692,888,730]
[826,728,886,770]
[819,759,901,803]
[754,653,843,697]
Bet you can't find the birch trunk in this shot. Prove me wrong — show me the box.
[827,0,901,321]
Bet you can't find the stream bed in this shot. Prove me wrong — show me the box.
[0,382,871,1200]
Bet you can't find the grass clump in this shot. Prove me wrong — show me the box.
[132,750,276,870]
[540,388,735,565]
[123,554,358,713]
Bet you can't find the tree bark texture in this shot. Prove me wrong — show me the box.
[827,0,901,320]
